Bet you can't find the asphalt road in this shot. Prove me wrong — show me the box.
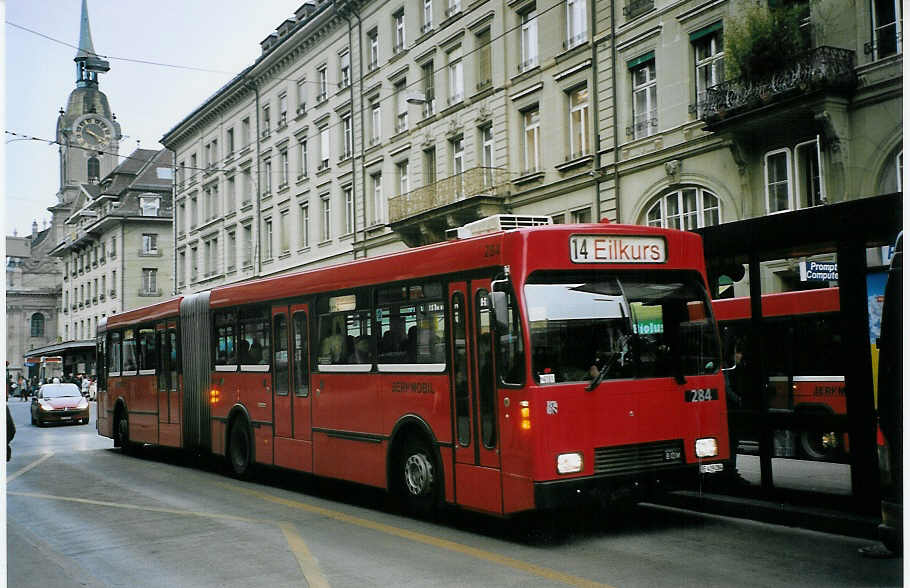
[5,401,902,587]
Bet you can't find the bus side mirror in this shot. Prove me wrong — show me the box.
[489,291,509,333]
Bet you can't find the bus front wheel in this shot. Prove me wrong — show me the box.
[228,419,252,478]
[398,438,439,516]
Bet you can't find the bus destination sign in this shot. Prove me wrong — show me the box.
[570,235,666,264]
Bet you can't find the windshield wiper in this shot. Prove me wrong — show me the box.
[586,333,631,392]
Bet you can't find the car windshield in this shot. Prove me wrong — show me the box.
[41,384,82,398]
[525,270,720,384]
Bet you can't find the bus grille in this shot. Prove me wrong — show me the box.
[593,440,685,475]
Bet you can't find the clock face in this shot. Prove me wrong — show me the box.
[74,116,113,148]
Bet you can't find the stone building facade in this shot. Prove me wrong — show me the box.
[161,0,901,296]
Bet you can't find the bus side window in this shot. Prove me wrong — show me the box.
[494,285,525,386]
[293,312,309,397]
[108,331,121,375]
[139,327,157,372]
[239,307,271,367]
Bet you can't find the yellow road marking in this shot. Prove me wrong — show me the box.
[219,482,613,588]
[7,452,54,483]
[279,522,331,588]
[10,490,330,586]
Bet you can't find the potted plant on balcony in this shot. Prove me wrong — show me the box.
[725,1,809,83]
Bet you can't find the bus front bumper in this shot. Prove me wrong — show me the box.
[533,462,726,510]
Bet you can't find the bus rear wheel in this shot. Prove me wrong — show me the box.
[800,430,842,460]
[228,420,252,478]
[398,438,439,516]
[116,412,132,455]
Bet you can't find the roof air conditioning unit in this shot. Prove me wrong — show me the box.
[446,214,551,240]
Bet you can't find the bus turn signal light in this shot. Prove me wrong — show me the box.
[519,400,530,430]
[210,389,221,405]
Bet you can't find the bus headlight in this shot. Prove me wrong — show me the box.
[695,437,718,458]
[556,452,583,474]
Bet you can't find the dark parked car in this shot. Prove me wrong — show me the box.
[31,383,90,426]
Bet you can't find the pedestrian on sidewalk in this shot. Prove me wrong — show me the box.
[7,404,16,461]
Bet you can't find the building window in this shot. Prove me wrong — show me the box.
[397,160,410,195]
[298,139,308,178]
[296,78,307,114]
[422,0,433,32]
[263,158,273,194]
[424,147,437,185]
[319,126,330,170]
[447,0,462,17]
[693,25,724,117]
[280,149,289,187]
[565,0,587,49]
[480,125,494,184]
[178,248,186,283]
[242,168,253,205]
[30,313,44,337]
[372,173,383,225]
[87,157,100,182]
[262,104,271,136]
[339,51,351,89]
[299,203,310,248]
[321,195,332,242]
[142,233,158,255]
[523,107,541,173]
[447,45,464,105]
[264,218,274,260]
[765,148,792,213]
[393,9,406,54]
[422,61,436,117]
[226,176,236,212]
[242,224,253,267]
[476,28,492,90]
[280,210,290,254]
[371,101,382,145]
[395,80,408,133]
[871,0,902,59]
[631,56,657,139]
[111,269,117,296]
[317,65,328,102]
[795,138,825,208]
[368,29,379,70]
[568,87,590,158]
[205,237,218,276]
[278,94,288,127]
[226,127,234,154]
[571,207,592,223]
[646,187,720,229]
[344,186,354,234]
[242,117,251,147]
[520,8,539,71]
[341,114,353,159]
[451,136,464,197]
[110,235,117,258]
[226,230,236,271]
[142,269,158,295]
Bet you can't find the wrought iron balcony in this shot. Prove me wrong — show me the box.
[701,46,856,126]
[388,167,509,225]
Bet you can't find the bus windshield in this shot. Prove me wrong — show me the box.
[525,270,720,384]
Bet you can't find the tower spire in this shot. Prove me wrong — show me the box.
[76,0,96,59]
[74,0,109,87]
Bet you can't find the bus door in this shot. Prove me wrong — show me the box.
[272,306,292,439]
[157,322,169,425]
[448,280,502,513]
[289,304,312,443]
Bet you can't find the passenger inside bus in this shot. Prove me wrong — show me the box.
[349,336,372,364]
[320,315,347,364]
[238,339,251,364]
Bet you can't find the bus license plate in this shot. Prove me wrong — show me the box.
[685,389,718,402]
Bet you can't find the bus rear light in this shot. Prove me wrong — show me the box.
[557,452,583,474]
[695,437,718,458]
[209,389,221,405]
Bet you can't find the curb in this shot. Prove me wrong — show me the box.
[653,490,881,539]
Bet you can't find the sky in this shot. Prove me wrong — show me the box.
[5,0,302,237]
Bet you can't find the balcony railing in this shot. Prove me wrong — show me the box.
[701,46,856,123]
[388,167,509,224]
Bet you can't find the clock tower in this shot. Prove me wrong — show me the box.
[55,0,121,209]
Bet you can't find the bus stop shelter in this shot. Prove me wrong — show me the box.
[696,192,901,513]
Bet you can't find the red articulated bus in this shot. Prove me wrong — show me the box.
[713,287,846,460]
[97,216,729,516]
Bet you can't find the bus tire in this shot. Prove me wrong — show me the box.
[227,418,253,478]
[116,411,133,455]
[397,437,439,517]
[800,430,841,461]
